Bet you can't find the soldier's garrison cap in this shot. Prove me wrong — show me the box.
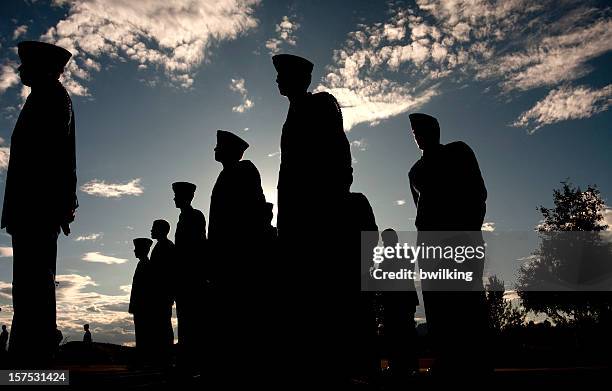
[18,41,72,71]
[172,181,197,196]
[217,130,249,153]
[133,238,153,252]
[409,113,440,132]
[272,54,314,75]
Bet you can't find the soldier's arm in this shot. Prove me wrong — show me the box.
[316,93,353,185]
[455,142,487,226]
[408,168,420,208]
[44,88,78,234]
[238,161,266,209]
[457,142,487,202]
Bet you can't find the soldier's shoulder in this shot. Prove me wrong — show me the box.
[192,208,205,217]
[36,83,72,116]
[409,157,425,175]
[348,192,367,203]
[45,82,72,103]
[192,208,206,222]
[237,159,259,172]
[348,192,373,209]
[445,141,473,154]
[311,91,340,106]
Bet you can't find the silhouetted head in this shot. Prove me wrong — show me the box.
[83,324,89,331]
[409,113,440,151]
[1,325,6,331]
[272,54,313,99]
[17,41,71,87]
[214,130,249,165]
[172,182,196,209]
[381,228,399,247]
[133,238,153,259]
[151,219,170,240]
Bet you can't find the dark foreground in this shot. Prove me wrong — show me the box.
[2,341,610,389]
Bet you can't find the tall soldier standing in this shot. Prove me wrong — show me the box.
[208,130,268,385]
[208,130,266,249]
[272,54,352,238]
[2,41,78,366]
[172,182,206,374]
[407,113,488,376]
[271,54,353,385]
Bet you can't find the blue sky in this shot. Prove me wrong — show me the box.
[0,0,611,345]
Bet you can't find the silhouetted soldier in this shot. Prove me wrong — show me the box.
[209,130,266,248]
[172,182,206,373]
[380,229,419,384]
[149,219,175,363]
[271,54,353,385]
[208,130,272,385]
[0,325,8,352]
[338,192,380,383]
[129,238,154,362]
[272,54,352,238]
[83,324,92,344]
[407,113,488,376]
[2,41,78,366]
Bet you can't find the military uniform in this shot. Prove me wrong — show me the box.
[129,238,154,357]
[172,182,206,371]
[408,113,488,374]
[272,54,353,386]
[338,192,380,380]
[2,41,77,364]
[149,237,175,359]
[273,55,352,238]
[277,91,352,236]
[208,131,266,247]
[409,141,486,232]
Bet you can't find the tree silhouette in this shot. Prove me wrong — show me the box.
[517,180,612,326]
[486,275,525,334]
[537,181,608,232]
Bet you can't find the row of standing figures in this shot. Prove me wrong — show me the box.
[3,41,489,387]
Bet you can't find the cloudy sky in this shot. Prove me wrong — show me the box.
[0,0,611,345]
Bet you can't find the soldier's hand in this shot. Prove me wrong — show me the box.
[61,222,71,236]
[60,210,76,236]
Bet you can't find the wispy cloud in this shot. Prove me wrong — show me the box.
[80,178,144,198]
[315,8,444,130]
[0,247,13,257]
[1,273,138,346]
[513,84,612,133]
[265,15,300,55]
[75,233,103,242]
[478,19,612,92]
[18,0,261,96]
[482,222,496,232]
[0,137,10,171]
[0,281,11,299]
[350,139,368,151]
[318,1,612,131]
[229,77,254,113]
[82,252,128,265]
[0,63,19,94]
[12,25,28,40]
